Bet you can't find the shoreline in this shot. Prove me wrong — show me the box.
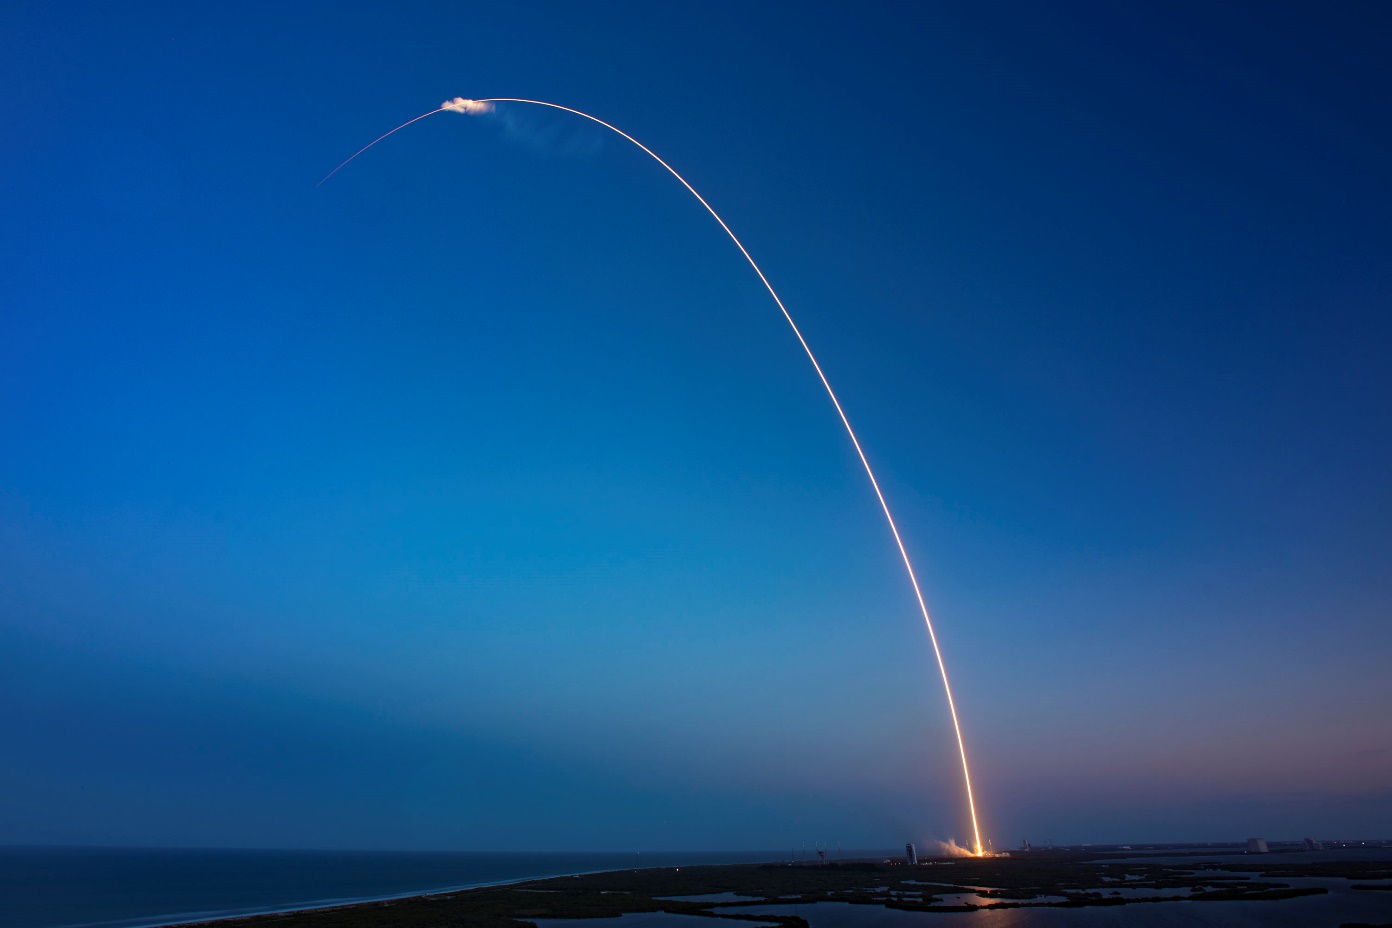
[99,872,630,928]
[39,848,1392,928]
[137,861,783,928]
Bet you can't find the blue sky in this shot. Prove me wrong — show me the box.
[2,0,1390,850]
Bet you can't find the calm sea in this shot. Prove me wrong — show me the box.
[0,847,790,928]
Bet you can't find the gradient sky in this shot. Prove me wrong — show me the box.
[3,1,1390,851]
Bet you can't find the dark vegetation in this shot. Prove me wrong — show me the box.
[172,850,1392,928]
[1223,861,1392,881]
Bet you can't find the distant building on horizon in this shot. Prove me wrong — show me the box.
[1246,838,1269,853]
[1303,838,1324,850]
[906,843,917,865]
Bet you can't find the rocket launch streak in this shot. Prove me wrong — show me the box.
[320,97,985,857]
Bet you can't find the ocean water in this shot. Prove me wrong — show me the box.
[0,847,785,928]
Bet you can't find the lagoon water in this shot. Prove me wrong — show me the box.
[716,848,1392,928]
[717,888,1392,927]
[0,847,785,928]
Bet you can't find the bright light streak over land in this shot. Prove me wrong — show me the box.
[320,97,986,856]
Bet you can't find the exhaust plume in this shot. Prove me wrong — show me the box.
[932,838,977,858]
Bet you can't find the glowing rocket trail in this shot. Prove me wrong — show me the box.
[316,109,444,186]
[321,97,986,856]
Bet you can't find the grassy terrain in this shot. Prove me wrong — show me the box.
[171,851,1387,928]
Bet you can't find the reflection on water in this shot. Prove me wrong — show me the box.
[535,916,777,928]
[929,893,1069,906]
[1092,887,1191,899]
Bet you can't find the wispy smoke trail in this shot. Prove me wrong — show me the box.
[492,107,603,158]
[442,97,495,115]
[445,98,598,156]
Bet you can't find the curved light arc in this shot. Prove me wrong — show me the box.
[325,98,985,856]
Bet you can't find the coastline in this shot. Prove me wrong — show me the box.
[3,848,795,928]
[142,868,648,928]
[141,850,1392,928]
[88,856,795,928]
[27,848,1392,928]
[92,873,604,928]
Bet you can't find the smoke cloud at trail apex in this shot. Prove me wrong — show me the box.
[443,97,494,114]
